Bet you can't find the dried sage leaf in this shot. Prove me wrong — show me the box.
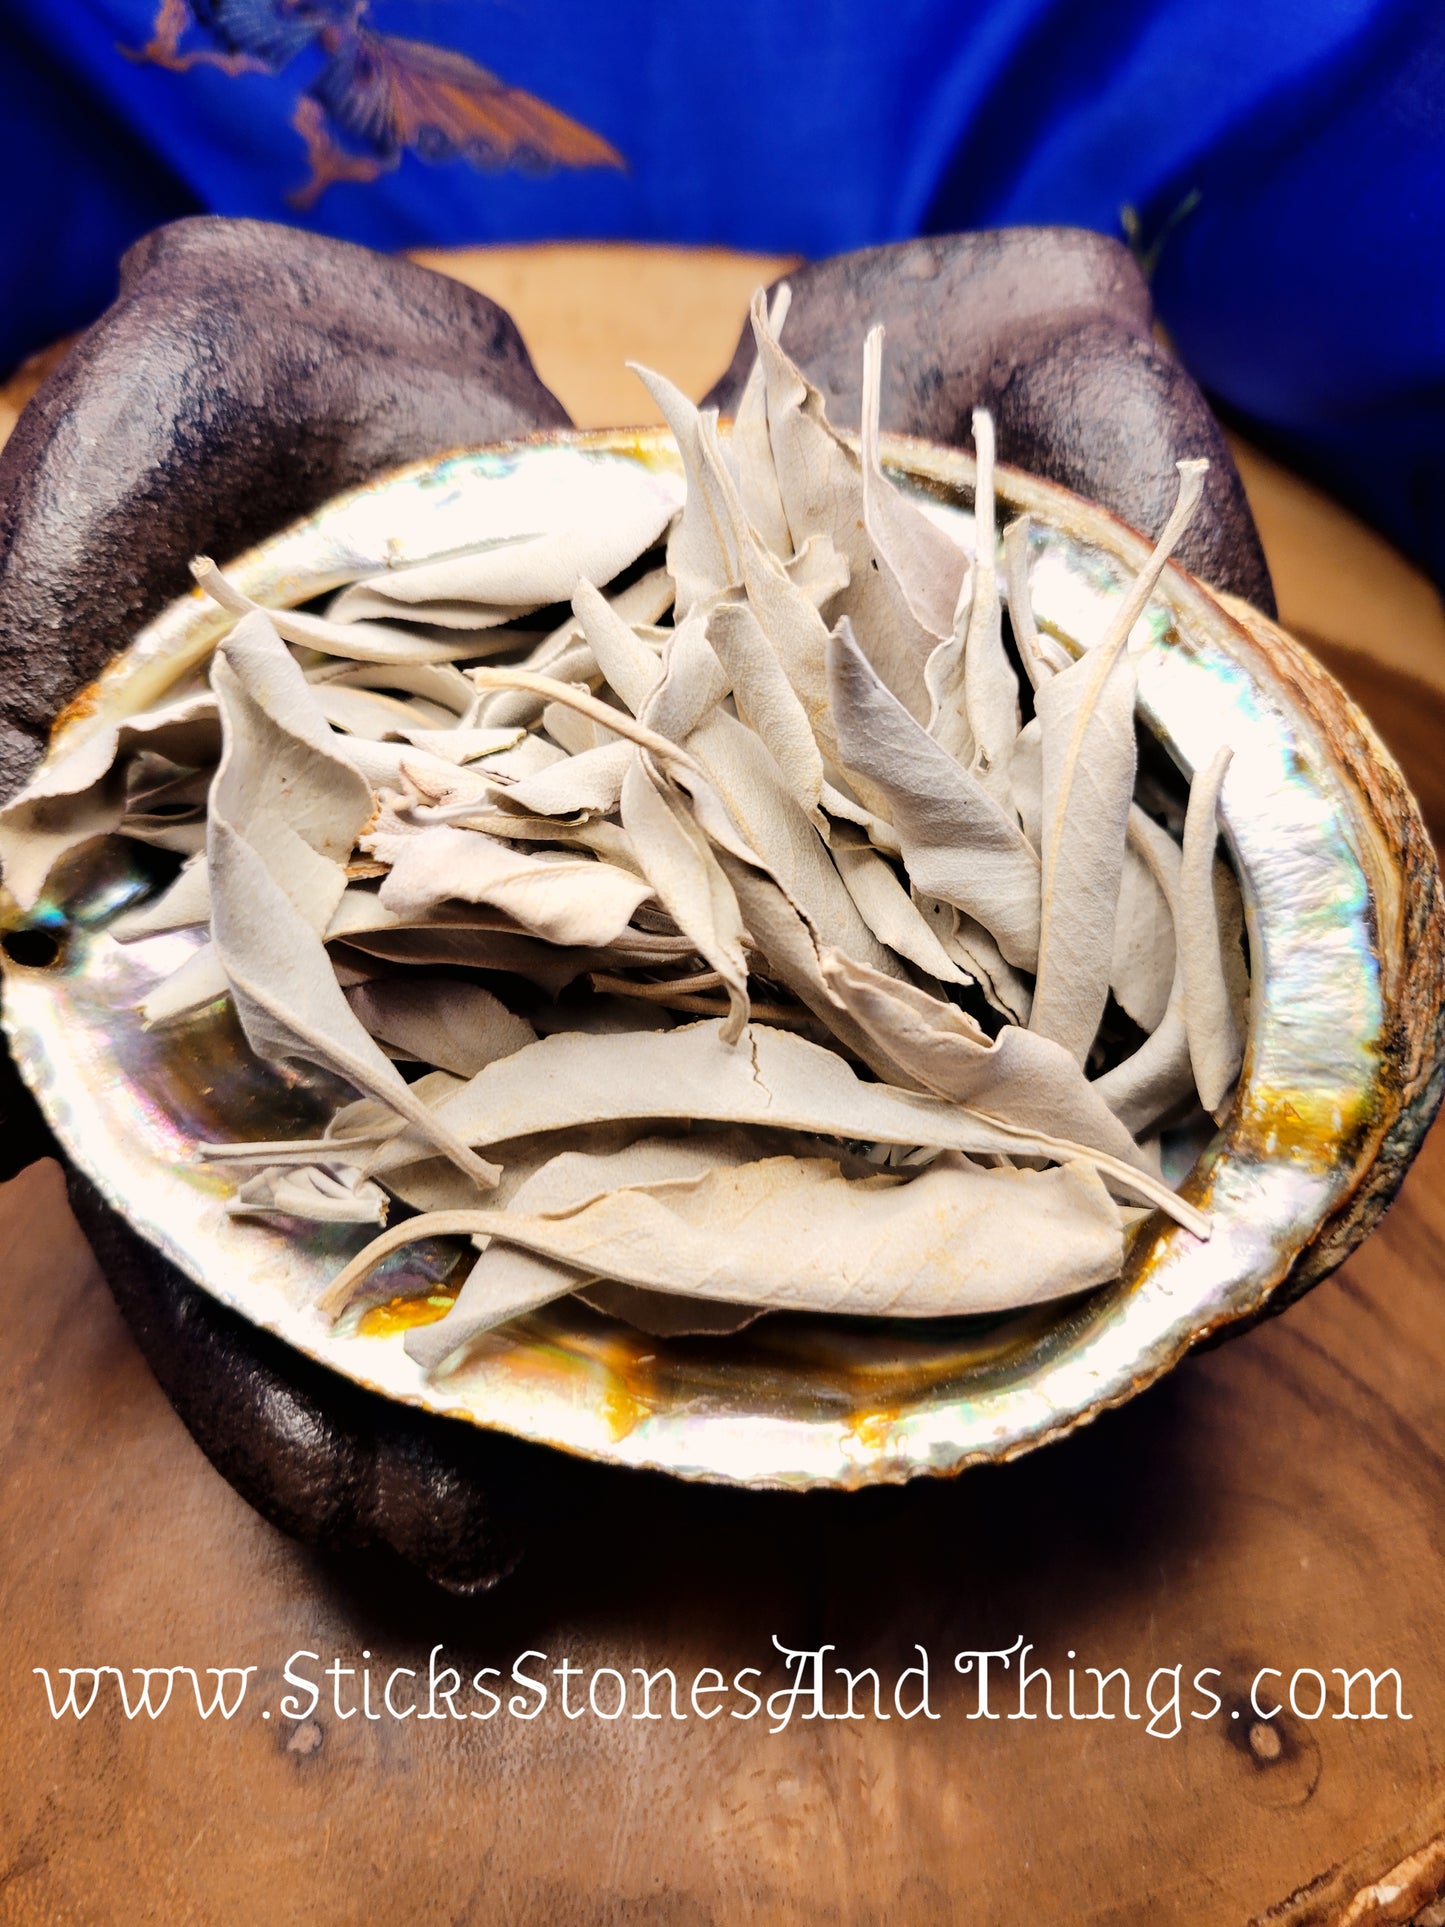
[227,1162,389,1226]
[193,558,488,665]
[619,751,751,1041]
[577,1283,762,1338]
[328,486,674,629]
[111,853,212,940]
[499,740,633,818]
[751,297,934,718]
[630,364,742,616]
[1002,518,1070,689]
[405,1131,772,1365]
[1179,745,1243,1112]
[327,1151,1126,1322]
[142,938,230,1025]
[364,819,653,946]
[311,685,456,740]
[1031,639,1137,1061]
[819,949,1152,1171]
[922,902,1035,1026]
[860,326,969,640]
[826,825,972,986]
[465,665,700,776]
[707,600,824,813]
[1111,820,1177,1035]
[958,412,1019,808]
[0,692,218,912]
[1029,460,1207,1061]
[471,569,675,729]
[730,285,794,559]
[827,620,1040,968]
[206,615,498,1186]
[569,576,661,715]
[1092,807,1193,1134]
[308,659,477,714]
[363,1018,1207,1232]
[346,979,536,1078]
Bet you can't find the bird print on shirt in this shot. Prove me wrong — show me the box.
[125,0,625,209]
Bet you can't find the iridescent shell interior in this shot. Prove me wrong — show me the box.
[4,430,1442,1489]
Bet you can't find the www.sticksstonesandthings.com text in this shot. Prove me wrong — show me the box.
[32,1638,1411,1738]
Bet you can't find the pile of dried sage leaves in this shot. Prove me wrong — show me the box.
[0,291,1247,1371]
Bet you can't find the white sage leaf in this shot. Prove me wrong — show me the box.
[206,614,499,1185]
[629,364,740,616]
[307,659,476,714]
[752,297,933,718]
[465,666,700,776]
[1214,849,1251,1052]
[712,852,912,1082]
[209,610,374,926]
[365,821,653,946]
[210,817,500,1186]
[328,1151,1126,1322]
[192,559,487,664]
[368,1018,1209,1233]
[1011,715,1043,852]
[782,532,850,610]
[1092,808,1193,1134]
[338,922,694,993]
[932,904,1035,1026]
[1030,456,1209,1055]
[325,734,491,803]
[1092,975,1193,1138]
[1111,820,1177,1035]
[499,739,633,819]
[383,726,528,767]
[619,752,750,1042]
[958,411,1019,808]
[406,1131,770,1366]
[680,708,900,976]
[1179,745,1243,1112]
[818,948,1151,1171]
[860,325,968,640]
[470,569,674,728]
[141,938,230,1024]
[540,698,612,758]
[0,692,218,912]
[227,1162,389,1226]
[327,489,674,629]
[346,979,536,1078]
[571,576,663,714]
[413,803,639,870]
[1001,518,1070,689]
[578,1284,762,1338]
[312,685,456,740]
[707,600,824,812]
[730,284,794,558]
[641,617,731,746]
[827,620,1040,968]
[827,827,971,986]
[1031,641,1138,1062]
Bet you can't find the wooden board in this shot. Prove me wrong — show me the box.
[4,245,1445,1927]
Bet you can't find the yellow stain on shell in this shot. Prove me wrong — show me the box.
[357,1287,460,1338]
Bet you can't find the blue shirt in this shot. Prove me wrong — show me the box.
[4,1,1443,586]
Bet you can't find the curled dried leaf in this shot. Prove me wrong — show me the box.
[326,1151,1126,1323]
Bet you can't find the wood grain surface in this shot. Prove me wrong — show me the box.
[4,245,1445,1927]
